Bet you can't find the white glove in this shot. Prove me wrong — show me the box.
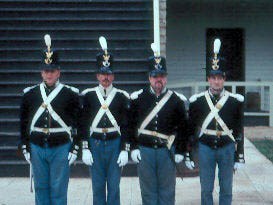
[131,149,141,163]
[68,152,77,166]
[185,160,195,170]
[234,162,244,171]
[22,145,30,164]
[82,149,94,166]
[23,151,31,164]
[185,152,195,170]
[117,150,128,167]
[175,154,184,163]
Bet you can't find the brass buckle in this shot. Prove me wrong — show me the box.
[102,128,108,133]
[41,103,47,108]
[101,104,108,110]
[151,131,158,137]
[42,128,49,134]
[216,131,222,137]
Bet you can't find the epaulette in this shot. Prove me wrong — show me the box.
[116,89,130,99]
[229,93,244,102]
[189,92,205,103]
[174,91,187,102]
[130,89,143,100]
[23,84,38,93]
[64,85,79,94]
[81,87,96,95]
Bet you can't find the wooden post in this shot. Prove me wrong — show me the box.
[270,85,273,126]
[153,0,160,56]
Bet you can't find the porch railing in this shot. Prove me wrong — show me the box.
[168,81,273,126]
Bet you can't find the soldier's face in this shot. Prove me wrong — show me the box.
[149,75,167,94]
[97,74,114,88]
[41,69,60,87]
[208,74,225,94]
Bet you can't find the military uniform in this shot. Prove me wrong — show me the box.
[19,35,80,205]
[130,87,188,152]
[188,39,245,205]
[129,55,188,205]
[79,36,130,205]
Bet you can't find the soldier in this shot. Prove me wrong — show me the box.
[19,34,80,205]
[129,44,190,205]
[80,36,130,205]
[188,39,245,205]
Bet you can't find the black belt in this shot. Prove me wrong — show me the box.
[91,133,119,141]
[30,135,70,148]
[199,137,234,150]
[139,142,166,149]
[138,135,168,149]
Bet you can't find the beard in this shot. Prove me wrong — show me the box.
[153,81,164,93]
[100,78,112,88]
[103,79,109,83]
[102,79,110,86]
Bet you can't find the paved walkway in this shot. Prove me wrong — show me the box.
[0,138,272,205]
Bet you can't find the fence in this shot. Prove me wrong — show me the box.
[168,81,273,126]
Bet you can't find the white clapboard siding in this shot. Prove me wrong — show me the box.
[166,1,273,84]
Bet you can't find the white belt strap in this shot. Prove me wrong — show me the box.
[139,90,173,131]
[90,87,120,136]
[138,129,175,150]
[40,83,72,137]
[91,127,117,134]
[200,91,235,142]
[30,83,64,133]
[32,127,72,134]
[203,129,229,136]
[45,104,72,137]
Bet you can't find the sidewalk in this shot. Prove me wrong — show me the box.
[0,138,272,205]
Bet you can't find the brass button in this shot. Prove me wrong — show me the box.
[42,128,49,134]
[216,104,222,109]
[41,103,47,108]
[216,131,222,137]
[102,128,108,133]
[151,131,158,137]
[101,104,108,110]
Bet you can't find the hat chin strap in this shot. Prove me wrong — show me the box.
[43,79,59,88]
[209,87,223,96]
[150,85,166,96]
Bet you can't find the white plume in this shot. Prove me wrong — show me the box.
[44,34,51,47]
[99,36,107,50]
[151,43,159,57]
[213,38,221,54]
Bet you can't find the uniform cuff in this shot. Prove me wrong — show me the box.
[71,144,79,155]
[122,143,130,152]
[82,140,89,149]
[235,153,245,163]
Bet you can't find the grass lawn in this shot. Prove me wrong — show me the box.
[250,139,273,163]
